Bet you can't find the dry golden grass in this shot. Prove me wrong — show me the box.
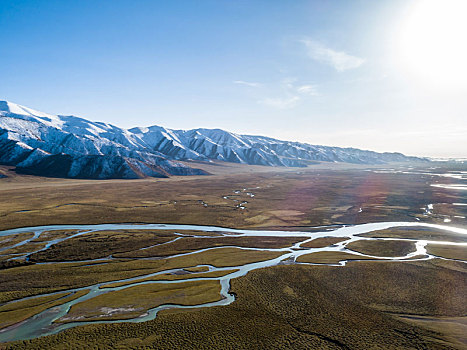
[426,244,467,261]
[170,230,233,236]
[183,266,209,272]
[360,227,467,243]
[396,315,467,349]
[7,259,465,349]
[346,239,416,257]
[1,164,465,231]
[296,251,377,264]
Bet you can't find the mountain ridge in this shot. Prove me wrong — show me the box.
[0,101,427,179]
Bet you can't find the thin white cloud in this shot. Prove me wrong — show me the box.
[301,39,365,72]
[296,84,319,96]
[233,80,261,87]
[256,79,319,109]
[259,96,300,109]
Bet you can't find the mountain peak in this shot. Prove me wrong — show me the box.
[0,100,64,129]
[0,101,25,114]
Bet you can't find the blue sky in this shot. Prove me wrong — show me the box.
[1,0,466,157]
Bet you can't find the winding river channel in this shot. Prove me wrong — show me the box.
[0,221,466,342]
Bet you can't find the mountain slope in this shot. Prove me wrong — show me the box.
[0,101,426,179]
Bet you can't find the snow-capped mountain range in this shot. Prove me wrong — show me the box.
[0,101,426,179]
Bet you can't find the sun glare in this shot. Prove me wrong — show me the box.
[397,0,467,90]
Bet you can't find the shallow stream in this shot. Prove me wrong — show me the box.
[0,221,466,342]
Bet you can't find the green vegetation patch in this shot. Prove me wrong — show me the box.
[0,290,89,329]
[59,280,221,323]
[0,232,35,249]
[101,269,239,289]
[28,230,177,262]
[0,254,20,263]
[0,248,282,303]
[0,259,34,270]
[1,242,47,256]
[31,230,82,243]
[115,236,305,258]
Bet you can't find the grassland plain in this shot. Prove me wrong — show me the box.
[0,162,466,349]
[4,260,466,349]
[0,162,465,231]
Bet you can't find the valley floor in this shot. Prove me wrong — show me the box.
[0,161,466,349]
